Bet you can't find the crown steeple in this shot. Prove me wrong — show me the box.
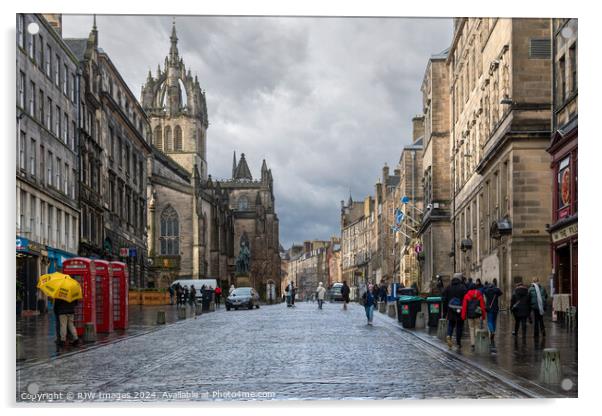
[169,18,179,65]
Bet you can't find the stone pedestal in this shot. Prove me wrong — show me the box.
[415,312,426,329]
[378,301,386,314]
[387,303,397,319]
[83,323,96,343]
[178,307,187,320]
[437,319,447,340]
[475,329,489,353]
[156,310,166,325]
[541,348,562,384]
[16,334,24,361]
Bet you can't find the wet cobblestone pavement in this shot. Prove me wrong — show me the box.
[16,302,531,402]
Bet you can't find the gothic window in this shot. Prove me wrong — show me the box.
[154,125,162,150]
[238,196,249,210]
[160,205,179,255]
[164,126,172,151]
[174,125,182,151]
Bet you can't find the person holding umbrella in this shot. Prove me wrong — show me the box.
[55,298,80,347]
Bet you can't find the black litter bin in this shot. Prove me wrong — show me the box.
[426,296,442,328]
[397,295,423,328]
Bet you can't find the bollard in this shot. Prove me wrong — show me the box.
[437,319,447,340]
[178,307,187,320]
[541,348,562,385]
[378,301,386,314]
[475,329,489,354]
[83,323,96,343]
[415,312,426,329]
[387,303,397,319]
[156,310,166,325]
[16,334,24,361]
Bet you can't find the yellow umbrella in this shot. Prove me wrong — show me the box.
[37,272,82,302]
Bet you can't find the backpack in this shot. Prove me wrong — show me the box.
[448,297,462,314]
[466,295,482,319]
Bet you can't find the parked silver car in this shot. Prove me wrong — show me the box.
[226,287,260,310]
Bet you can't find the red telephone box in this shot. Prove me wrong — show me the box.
[92,259,114,333]
[62,257,96,336]
[110,261,129,330]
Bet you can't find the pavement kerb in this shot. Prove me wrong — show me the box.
[370,304,563,399]
[16,310,205,371]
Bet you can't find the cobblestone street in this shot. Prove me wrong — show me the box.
[17,302,528,402]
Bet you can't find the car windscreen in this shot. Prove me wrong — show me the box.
[231,288,252,296]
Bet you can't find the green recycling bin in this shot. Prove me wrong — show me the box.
[426,296,442,328]
[396,295,423,328]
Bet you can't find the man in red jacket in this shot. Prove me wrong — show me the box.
[461,283,487,351]
[214,286,222,309]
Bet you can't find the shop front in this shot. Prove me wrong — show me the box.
[16,236,43,313]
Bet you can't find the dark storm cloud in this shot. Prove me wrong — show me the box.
[62,15,452,248]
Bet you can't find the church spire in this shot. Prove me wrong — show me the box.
[169,17,179,65]
[232,151,237,178]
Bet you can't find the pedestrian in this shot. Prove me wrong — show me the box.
[286,281,293,307]
[214,286,222,309]
[291,282,297,307]
[316,282,326,309]
[168,285,175,305]
[379,280,388,303]
[461,283,487,351]
[229,284,236,296]
[361,284,377,325]
[441,272,468,349]
[510,280,531,337]
[175,284,183,309]
[189,285,197,308]
[54,298,80,347]
[483,278,503,349]
[183,285,190,306]
[475,278,483,292]
[341,280,351,311]
[528,278,548,337]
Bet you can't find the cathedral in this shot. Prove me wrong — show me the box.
[142,22,280,294]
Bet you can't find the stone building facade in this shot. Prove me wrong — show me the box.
[286,240,330,300]
[67,21,153,288]
[141,22,234,288]
[448,18,553,305]
[418,50,454,290]
[547,18,578,306]
[394,120,424,289]
[218,153,281,295]
[340,196,374,299]
[17,14,80,312]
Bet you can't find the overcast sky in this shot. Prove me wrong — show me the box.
[61,15,452,249]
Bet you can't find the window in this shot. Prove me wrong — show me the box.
[19,190,26,232]
[28,31,35,59]
[40,145,45,184]
[17,14,24,49]
[174,125,182,151]
[64,162,69,194]
[63,64,68,94]
[64,213,70,249]
[70,73,76,102]
[71,168,76,198]
[38,89,44,123]
[38,36,44,68]
[29,81,35,115]
[109,178,115,212]
[56,157,62,190]
[118,138,123,167]
[56,209,62,246]
[109,127,115,158]
[45,44,51,77]
[18,71,25,109]
[40,201,46,242]
[72,121,77,151]
[569,44,577,93]
[63,113,69,143]
[54,54,60,86]
[126,146,130,174]
[558,55,566,104]
[154,126,162,150]
[47,205,53,243]
[55,105,60,137]
[19,131,26,170]
[46,97,52,130]
[82,205,88,239]
[160,206,179,255]
[164,126,172,150]
[29,138,36,176]
[47,151,53,185]
[30,195,36,238]
[239,196,249,210]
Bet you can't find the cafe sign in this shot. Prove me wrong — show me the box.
[552,223,578,243]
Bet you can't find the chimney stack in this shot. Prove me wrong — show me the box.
[43,14,63,36]
[412,115,425,143]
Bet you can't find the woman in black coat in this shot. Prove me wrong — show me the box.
[510,282,531,337]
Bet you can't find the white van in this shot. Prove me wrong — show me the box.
[171,279,218,300]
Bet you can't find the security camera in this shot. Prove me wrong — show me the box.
[427,203,433,210]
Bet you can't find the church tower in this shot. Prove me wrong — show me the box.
[141,20,209,180]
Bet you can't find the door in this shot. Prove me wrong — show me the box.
[571,241,578,307]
